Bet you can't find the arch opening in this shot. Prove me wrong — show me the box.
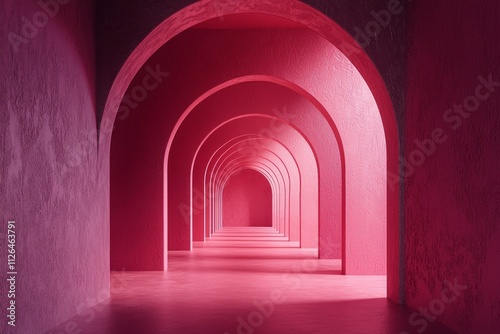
[106,0,400,301]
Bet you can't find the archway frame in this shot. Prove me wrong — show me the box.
[193,117,320,250]
[101,0,400,302]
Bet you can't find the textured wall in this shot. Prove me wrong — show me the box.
[0,0,109,333]
[405,0,500,333]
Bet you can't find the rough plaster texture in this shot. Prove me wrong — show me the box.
[0,0,414,332]
[405,0,500,333]
[3,0,498,332]
[0,1,109,333]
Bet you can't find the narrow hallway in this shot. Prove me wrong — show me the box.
[3,1,499,333]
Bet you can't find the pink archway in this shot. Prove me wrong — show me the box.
[166,81,338,255]
[104,0,400,302]
[193,119,317,249]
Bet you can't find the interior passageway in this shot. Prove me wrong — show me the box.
[4,0,499,333]
[105,2,398,333]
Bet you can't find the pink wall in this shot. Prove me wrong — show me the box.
[11,0,500,333]
[222,169,273,227]
[0,1,109,333]
[405,1,500,333]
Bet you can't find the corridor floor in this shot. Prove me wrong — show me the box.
[48,245,456,334]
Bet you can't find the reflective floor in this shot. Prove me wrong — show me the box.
[47,245,456,334]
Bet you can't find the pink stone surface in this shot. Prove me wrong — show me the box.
[405,0,500,333]
[0,1,109,333]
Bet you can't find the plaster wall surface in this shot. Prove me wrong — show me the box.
[10,0,500,333]
[0,1,109,333]
[405,1,500,333]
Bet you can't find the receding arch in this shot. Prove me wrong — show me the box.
[167,83,340,260]
[201,133,308,246]
[193,133,305,243]
[105,0,400,302]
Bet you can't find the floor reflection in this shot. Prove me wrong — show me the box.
[47,245,456,334]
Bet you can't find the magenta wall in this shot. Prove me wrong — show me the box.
[5,0,500,333]
[0,1,110,333]
[222,169,273,227]
[8,0,500,333]
[405,1,500,333]
[9,1,500,333]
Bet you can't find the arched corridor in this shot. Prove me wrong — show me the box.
[2,0,499,333]
[109,0,394,280]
